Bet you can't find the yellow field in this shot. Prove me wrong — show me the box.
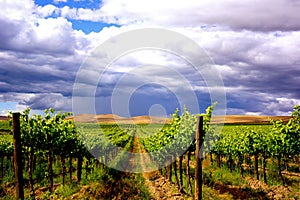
[69,114,291,125]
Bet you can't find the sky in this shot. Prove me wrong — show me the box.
[0,0,300,117]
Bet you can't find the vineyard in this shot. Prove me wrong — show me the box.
[0,105,300,199]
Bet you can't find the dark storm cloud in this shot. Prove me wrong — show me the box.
[0,19,22,50]
[221,63,300,96]
[0,51,78,96]
[219,62,300,115]
[128,89,180,116]
[226,91,298,116]
[20,93,72,110]
[196,29,300,115]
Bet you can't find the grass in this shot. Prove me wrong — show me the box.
[1,158,152,199]
[163,153,300,199]
[208,166,247,186]
[0,120,11,133]
[203,185,232,200]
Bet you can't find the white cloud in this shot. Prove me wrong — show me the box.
[245,112,262,116]
[14,93,73,111]
[15,104,29,112]
[36,4,60,18]
[0,0,34,21]
[0,104,28,116]
[31,17,76,54]
[265,98,300,115]
[51,0,300,31]
[60,6,77,19]
[54,0,67,3]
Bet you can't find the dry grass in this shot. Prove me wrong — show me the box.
[211,115,291,124]
[70,114,291,125]
[69,114,171,124]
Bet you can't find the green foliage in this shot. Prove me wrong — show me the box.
[142,103,216,167]
[269,105,300,158]
[212,109,300,162]
[213,125,266,156]
[19,108,87,160]
[0,120,13,157]
[0,134,13,156]
[77,123,135,169]
[0,120,11,133]
[210,104,300,185]
[291,104,300,121]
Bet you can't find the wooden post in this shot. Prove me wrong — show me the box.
[13,112,24,200]
[195,116,203,200]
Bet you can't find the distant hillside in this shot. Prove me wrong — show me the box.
[0,116,10,121]
[211,115,291,124]
[131,116,170,124]
[69,114,170,124]
[2,114,291,125]
[70,114,291,125]
[68,114,125,123]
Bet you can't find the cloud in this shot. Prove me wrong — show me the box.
[0,17,78,55]
[266,98,300,115]
[54,0,68,3]
[186,29,300,99]
[20,93,72,110]
[0,1,97,113]
[50,0,300,31]
[0,0,34,21]
[0,103,28,116]
[36,4,60,18]
[0,19,21,49]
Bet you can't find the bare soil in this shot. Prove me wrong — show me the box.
[131,135,186,200]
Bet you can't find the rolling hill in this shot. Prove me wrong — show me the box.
[69,114,291,125]
[0,114,291,124]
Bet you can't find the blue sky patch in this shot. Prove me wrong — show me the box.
[35,0,102,9]
[70,20,120,34]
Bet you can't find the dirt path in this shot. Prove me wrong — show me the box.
[131,135,186,200]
